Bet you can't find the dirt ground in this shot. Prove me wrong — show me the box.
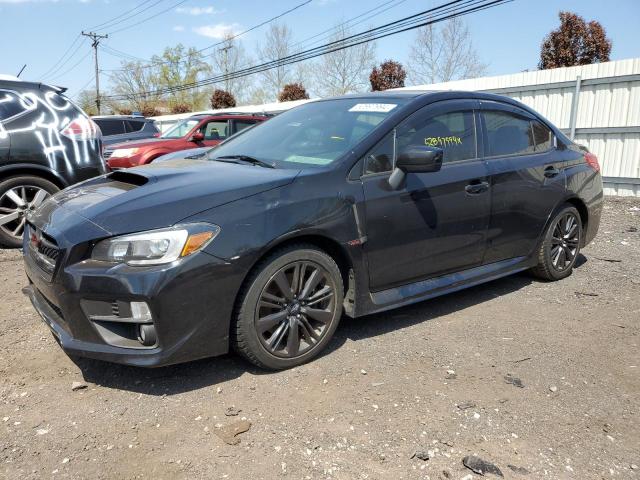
[1,197,639,480]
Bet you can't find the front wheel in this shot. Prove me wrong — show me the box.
[531,204,582,281]
[0,176,59,248]
[233,245,344,370]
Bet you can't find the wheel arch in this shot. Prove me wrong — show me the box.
[564,196,589,242]
[244,233,354,297]
[0,164,67,189]
[231,232,357,328]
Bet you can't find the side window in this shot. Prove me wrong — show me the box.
[125,120,145,133]
[531,120,553,151]
[364,131,394,175]
[95,119,125,136]
[234,120,256,133]
[0,90,32,121]
[484,110,535,157]
[397,110,477,163]
[200,121,228,140]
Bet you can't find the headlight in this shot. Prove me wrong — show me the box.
[91,223,220,265]
[110,148,139,158]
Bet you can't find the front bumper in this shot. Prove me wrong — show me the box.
[23,242,245,367]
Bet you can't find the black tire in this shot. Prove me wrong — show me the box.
[0,176,59,248]
[531,204,582,281]
[233,244,344,370]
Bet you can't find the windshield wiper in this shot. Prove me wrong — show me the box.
[215,155,275,169]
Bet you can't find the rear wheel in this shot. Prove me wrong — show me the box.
[233,245,344,370]
[531,204,582,281]
[0,176,59,248]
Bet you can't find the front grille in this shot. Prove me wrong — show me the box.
[27,224,62,279]
[38,242,60,263]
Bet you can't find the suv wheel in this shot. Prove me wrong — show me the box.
[531,204,582,281]
[0,176,59,248]
[233,245,344,370]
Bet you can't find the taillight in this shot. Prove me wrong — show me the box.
[584,152,600,173]
[60,116,100,141]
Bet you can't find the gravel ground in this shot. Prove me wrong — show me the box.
[1,197,639,480]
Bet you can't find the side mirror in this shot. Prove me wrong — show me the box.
[190,132,205,142]
[388,146,443,189]
[397,146,443,173]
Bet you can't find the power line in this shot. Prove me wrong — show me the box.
[88,0,162,32]
[38,0,162,80]
[103,0,313,73]
[47,49,92,82]
[106,0,511,100]
[40,35,84,79]
[105,0,189,35]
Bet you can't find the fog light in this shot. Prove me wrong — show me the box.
[137,324,157,347]
[130,301,152,322]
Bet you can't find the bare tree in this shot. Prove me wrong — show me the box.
[314,24,376,96]
[211,34,253,104]
[408,17,487,85]
[109,60,162,112]
[256,23,295,101]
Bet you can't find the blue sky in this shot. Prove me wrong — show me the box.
[0,0,638,100]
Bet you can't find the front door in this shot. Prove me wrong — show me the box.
[361,100,491,291]
[198,119,230,147]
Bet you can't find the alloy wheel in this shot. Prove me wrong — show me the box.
[0,186,50,241]
[255,260,337,358]
[550,212,580,271]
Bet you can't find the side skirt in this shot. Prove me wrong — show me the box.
[362,256,533,316]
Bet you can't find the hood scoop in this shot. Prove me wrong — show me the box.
[107,170,149,186]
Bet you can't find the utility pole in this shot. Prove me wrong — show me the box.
[81,31,108,114]
[218,44,233,93]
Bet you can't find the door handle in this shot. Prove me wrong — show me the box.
[544,166,560,178]
[465,181,489,195]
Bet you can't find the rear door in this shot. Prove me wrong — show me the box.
[479,101,566,263]
[361,99,491,290]
[232,119,259,134]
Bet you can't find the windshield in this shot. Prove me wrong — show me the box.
[210,98,407,168]
[161,119,199,139]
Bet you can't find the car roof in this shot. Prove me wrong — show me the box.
[188,113,268,120]
[0,78,66,93]
[93,115,153,121]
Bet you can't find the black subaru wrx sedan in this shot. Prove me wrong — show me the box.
[23,91,603,370]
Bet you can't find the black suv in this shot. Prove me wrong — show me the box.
[0,77,106,247]
[92,115,160,146]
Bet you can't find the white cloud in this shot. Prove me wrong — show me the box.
[172,25,185,32]
[193,22,241,39]
[176,6,219,15]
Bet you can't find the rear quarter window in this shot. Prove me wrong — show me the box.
[95,119,125,136]
[125,120,145,133]
[0,90,33,121]
[531,120,553,151]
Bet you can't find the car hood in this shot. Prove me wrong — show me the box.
[37,159,300,235]
[153,147,211,162]
[107,137,175,150]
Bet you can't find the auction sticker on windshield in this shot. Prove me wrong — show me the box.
[348,103,397,113]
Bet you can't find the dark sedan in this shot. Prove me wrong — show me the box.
[23,91,603,370]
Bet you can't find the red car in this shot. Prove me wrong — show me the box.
[104,113,268,169]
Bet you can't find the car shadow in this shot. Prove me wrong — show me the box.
[75,260,587,395]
